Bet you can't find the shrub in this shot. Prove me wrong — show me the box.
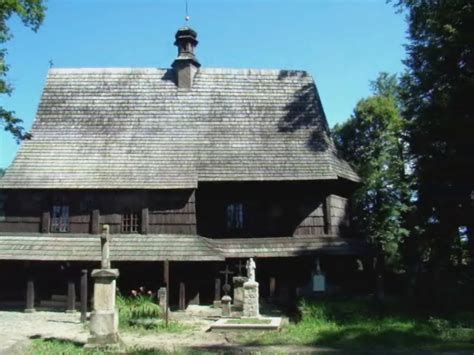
[117,288,162,326]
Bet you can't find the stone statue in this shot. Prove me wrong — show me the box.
[246,258,256,282]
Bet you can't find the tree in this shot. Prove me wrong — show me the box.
[1,0,46,142]
[333,73,411,269]
[391,0,474,308]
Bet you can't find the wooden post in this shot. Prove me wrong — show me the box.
[41,211,50,233]
[66,281,76,313]
[91,209,100,234]
[269,277,276,301]
[324,195,333,235]
[80,270,88,322]
[179,282,186,311]
[25,279,35,313]
[141,208,149,235]
[164,260,170,327]
[214,278,221,301]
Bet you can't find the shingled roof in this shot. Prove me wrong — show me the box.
[0,28,358,189]
[0,233,369,261]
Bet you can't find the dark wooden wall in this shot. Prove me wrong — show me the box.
[196,181,355,238]
[0,181,354,238]
[0,189,196,235]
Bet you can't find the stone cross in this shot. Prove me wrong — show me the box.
[219,265,234,295]
[100,225,111,269]
[246,258,256,282]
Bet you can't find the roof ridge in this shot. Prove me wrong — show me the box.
[48,67,311,77]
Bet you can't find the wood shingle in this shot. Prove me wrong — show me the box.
[0,68,358,189]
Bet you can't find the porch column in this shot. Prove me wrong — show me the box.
[25,279,35,313]
[80,269,88,322]
[66,280,76,313]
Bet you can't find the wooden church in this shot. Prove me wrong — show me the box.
[0,26,370,308]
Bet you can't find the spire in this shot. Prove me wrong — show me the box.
[172,27,201,89]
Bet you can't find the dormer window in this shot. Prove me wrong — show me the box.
[226,203,244,230]
[51,205,70,233]
[122,212,140,233]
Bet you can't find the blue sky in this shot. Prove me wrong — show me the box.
[0,0,407,169]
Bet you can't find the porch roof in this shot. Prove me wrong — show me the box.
[0,233,370,262]
[0,233,224,262]
[209,235,371,258]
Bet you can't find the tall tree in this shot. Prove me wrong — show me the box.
[394,0,474,282]
[333,73,411,268]
[1,0,46,141]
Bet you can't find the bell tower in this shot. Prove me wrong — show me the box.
[172,27,201,89]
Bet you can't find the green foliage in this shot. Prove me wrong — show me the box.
[392,0,474,306]
[332,73,412,268]
[1,0,46,141]
[116,293,162,325]
[240,299,474,350]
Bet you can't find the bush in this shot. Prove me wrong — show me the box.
[117,289,161,326]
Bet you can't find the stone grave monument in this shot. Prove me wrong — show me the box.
[87,225,121,347]
[219,265,233,317]
[232,260,248,310]
[243,258,259,317]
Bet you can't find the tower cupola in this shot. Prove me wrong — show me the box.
[172,27,201,89]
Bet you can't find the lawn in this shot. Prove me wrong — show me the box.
[29,299,474,353]
[238,299,474,351]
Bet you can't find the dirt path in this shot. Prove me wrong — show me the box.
[0,311,87,354]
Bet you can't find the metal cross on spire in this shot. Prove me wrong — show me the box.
[184,0,190,23]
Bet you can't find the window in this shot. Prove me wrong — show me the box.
[226,203,244,230]
[51,205,70,232]
[122,212,140,233]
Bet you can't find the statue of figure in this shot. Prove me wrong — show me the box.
[246,258,256,282]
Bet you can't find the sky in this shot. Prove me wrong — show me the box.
[0,0,407,169]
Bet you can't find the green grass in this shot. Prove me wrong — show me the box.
[29,338,214,355]
[29,339,102,355]
[226,318,271,324]
[238,299,474,351]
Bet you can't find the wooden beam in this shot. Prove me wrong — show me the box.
[141,208,149,235]
[80,270,88,323]
[66,281,76,313]
[91,209,100,234]
[25,279,35,313]
[324,195,333,235]
[41,211,50,233]
[164,260,170,327]
[179,282,186,311]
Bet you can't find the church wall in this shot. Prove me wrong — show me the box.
[196,181,354,239]
[0,189,197,235]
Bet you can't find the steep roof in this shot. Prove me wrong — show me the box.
[0,67,358,189]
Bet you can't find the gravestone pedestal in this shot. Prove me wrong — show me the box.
[158,287,167,312]
[243,281,259,317]
[221,295,232,317]
[232,276,247,309]
[87,269,120,347]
